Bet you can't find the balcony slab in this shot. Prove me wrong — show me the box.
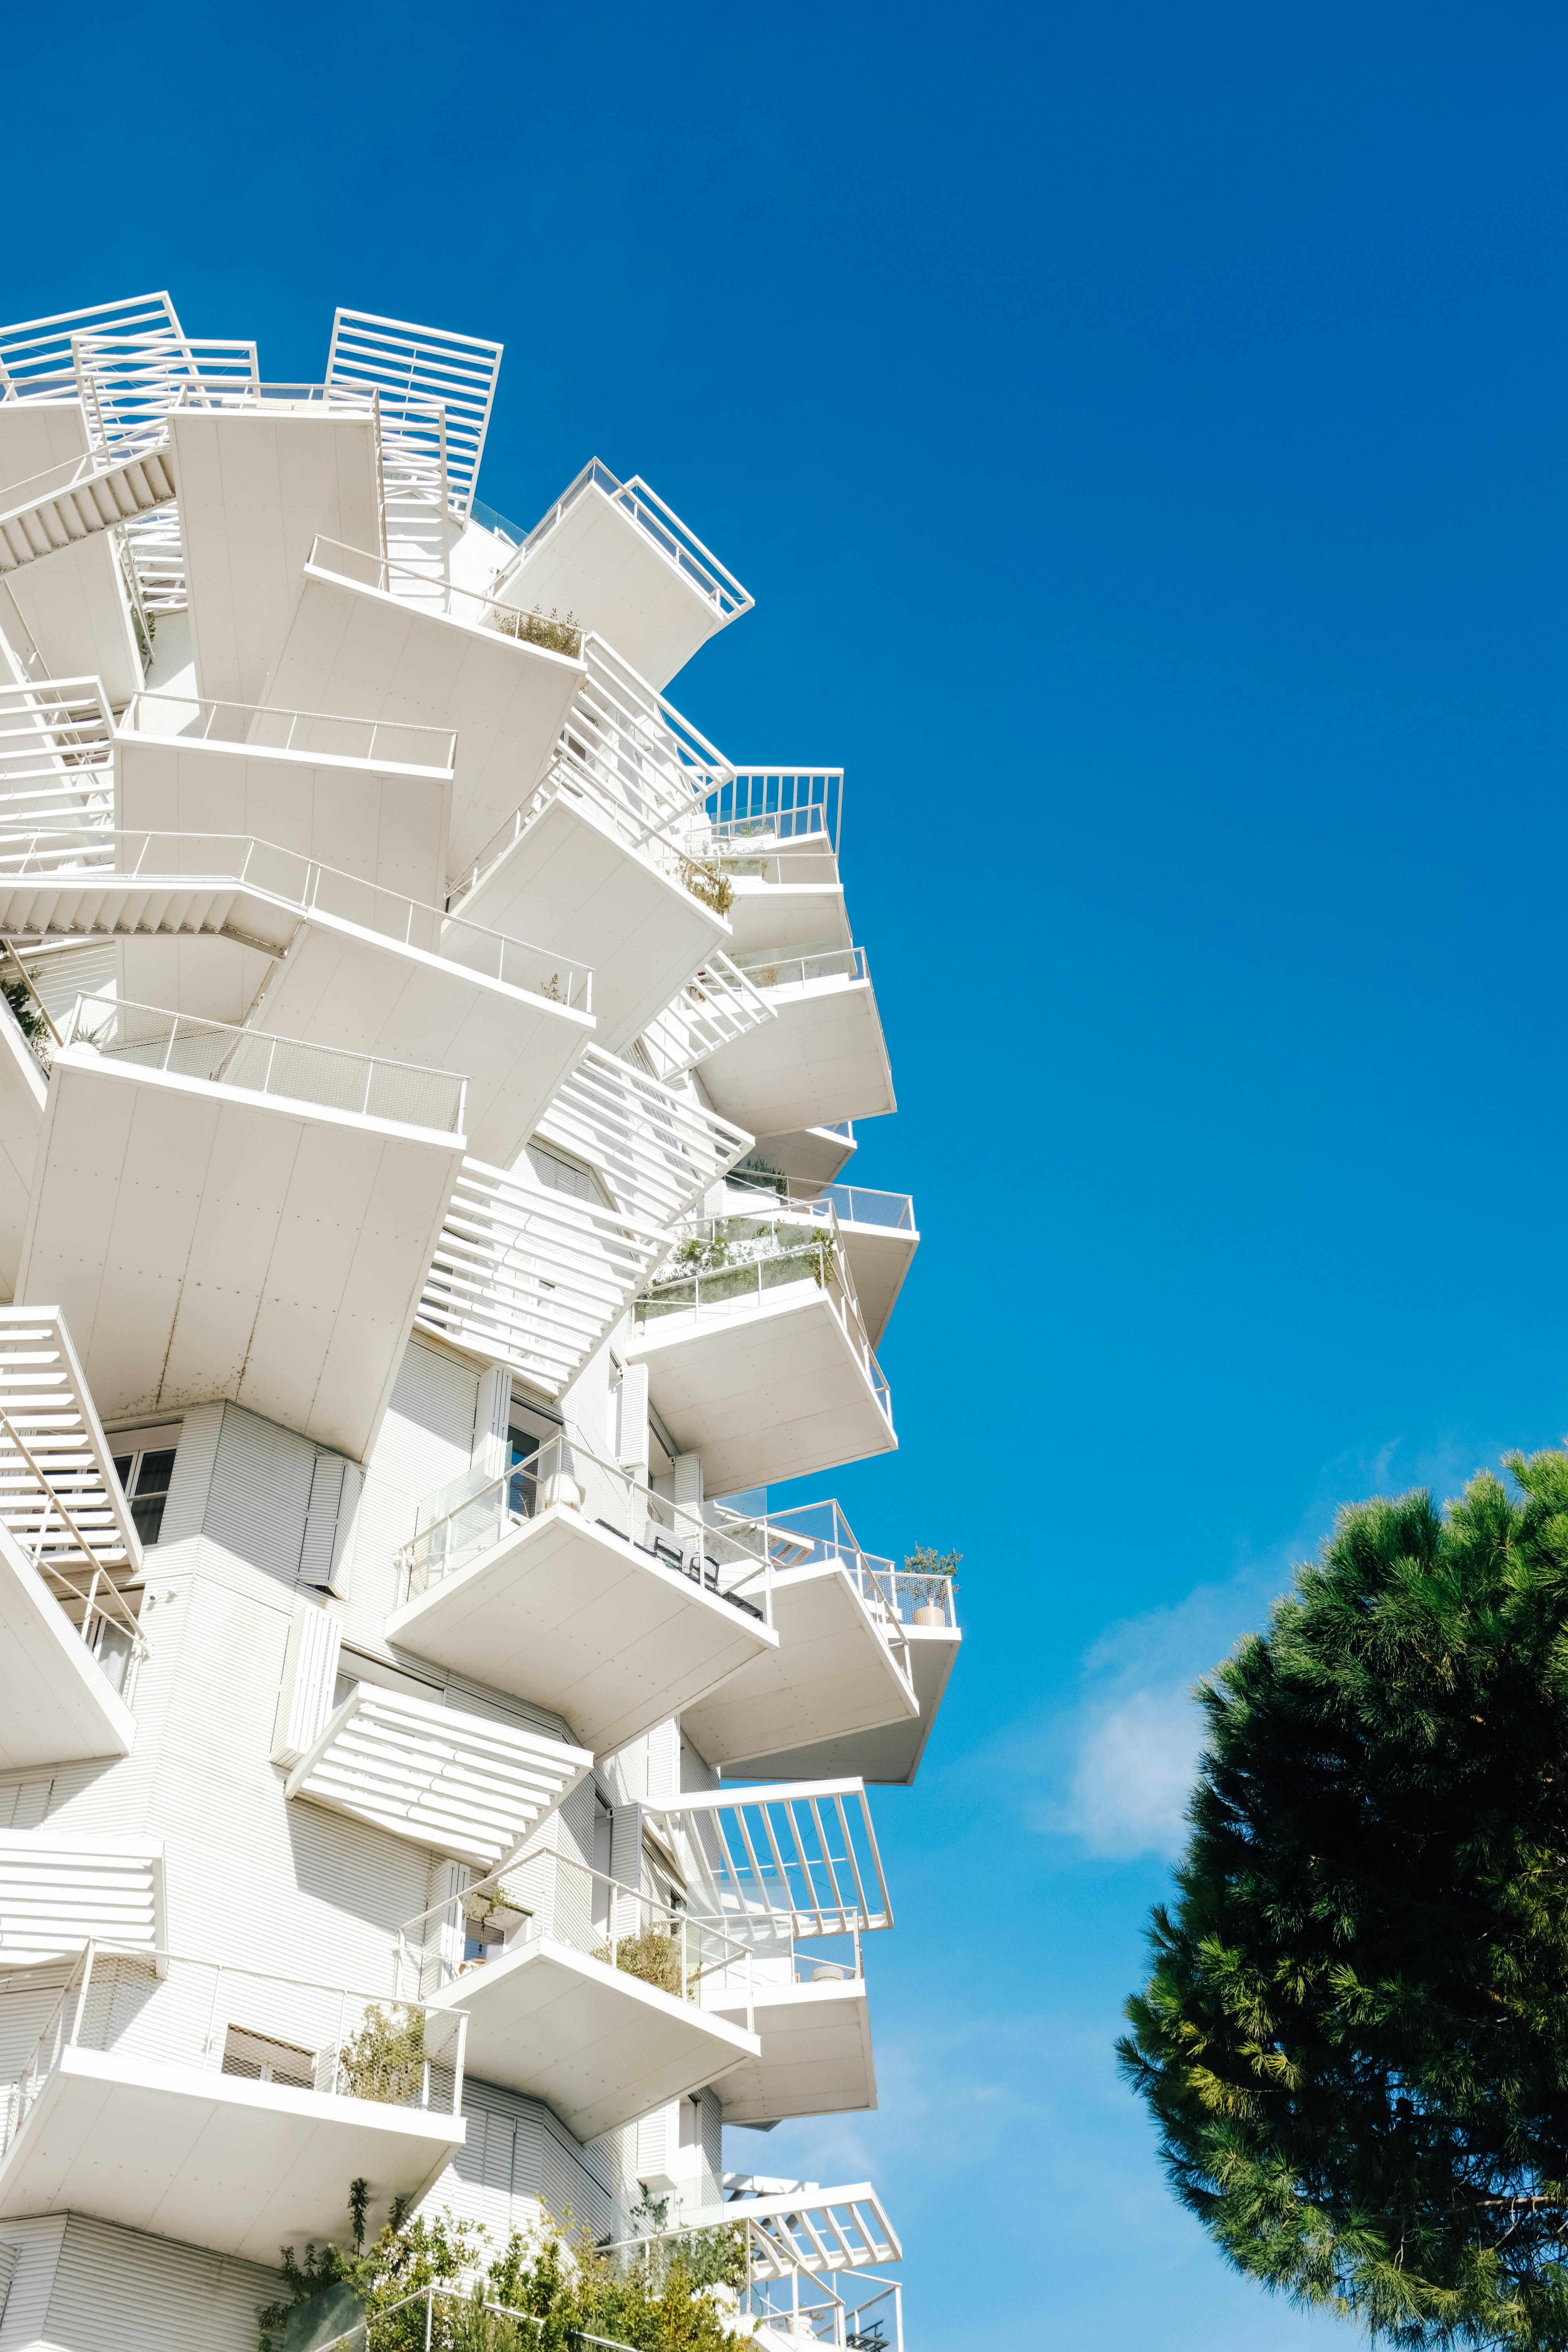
[0,401,141,701]
[720,1619,962,1788]
[385,1503,778,1758]
[0,1526,135,1770]
[428,1934,759,2141]
[708,1976,876,2126]
[700,971,894,1135]
[680,1561,916,1772]
[0,2043,463,2260]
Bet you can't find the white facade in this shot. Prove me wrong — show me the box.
[0,291,957,2352]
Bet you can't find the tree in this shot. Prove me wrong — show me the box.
[1119,1450,1568,2350]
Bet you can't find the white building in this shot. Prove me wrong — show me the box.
[0,294,958,2352]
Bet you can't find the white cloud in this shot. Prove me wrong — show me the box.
[1064,1686,1201,1858]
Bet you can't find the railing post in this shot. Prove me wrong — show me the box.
[71,1940,97,2049]
[203,1957,223,2068]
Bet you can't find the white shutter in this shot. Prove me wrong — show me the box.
[270,1602,343,1768]
[298,1455,361,1596]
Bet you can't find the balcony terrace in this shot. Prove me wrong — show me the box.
[16,996,466,1462]
[0,407,145,700]
[611,2180,903,2352]
[492,458,753,690]
[398,1844,760,2140]
[385,1432,779,1755]
[0,1943,466,2258]
[716,1169,919,1347]
[114,690,457,907]
[699,946,895,1135]
[0,829,593,1165]
[624,1215,896,1494]
[681,1500,919,1775]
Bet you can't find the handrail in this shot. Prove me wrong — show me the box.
[0,1401,146,1663]
[0,829,594,1013]
[733,944,869,992]
[706,769,843,857]
[0,1940,468,2161]
[504,457,753,620]
[394,1428,774,1623]
[395,1842,755,2027]
[62,993,468,1137]
[722,1171,916,1234]
[118,690,457,775]
[715,1497,957,1631]
[307,534,586,653]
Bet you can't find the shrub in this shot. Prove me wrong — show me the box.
[492,605,582,657]
[594,1925,686,1998]
[336,2005,427,2106]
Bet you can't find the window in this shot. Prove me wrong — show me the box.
[110,1440,178,1546]
[526,1141,607,1206]
[90,1615,138,1697]
[508,1425,540,1519]
[222,2025,315,2089]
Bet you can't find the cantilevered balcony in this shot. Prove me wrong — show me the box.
[641,953,776,1082]
[285,1682,592,1872]
[0,830,593,1165]
[448,635,738,1047]
[0,1942,466,2257]
[398,1843,760,2140]
[624,1217,896,1495]
[698,947,895,1135]
[0,1306,147,1767]
[0,402,143,699]
[116,692,457,909]
[16,996,466,1463]
[680,1502,919,1775]
[385,1432,779,1755]
[608,2183,903,2352]
[716,1171,918,1348]
[263,537,586,881]
[703,1954,876,2127]
[492,459,754,691]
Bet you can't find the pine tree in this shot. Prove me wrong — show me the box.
[1119,1450,1568,2349]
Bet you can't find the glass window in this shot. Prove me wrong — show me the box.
[507,1427,540,1519]
[111,1443,178,1546]
[526,1142,606,1205]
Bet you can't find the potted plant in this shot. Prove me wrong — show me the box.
[903,1545,961,1625]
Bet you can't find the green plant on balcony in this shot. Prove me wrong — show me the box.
[904,1545,962,1607]
[594,1923,688,1997]
[676,855,735,916]
[336,2004,428,2105]
[492,604,582,657]
[672,1230,733,1275]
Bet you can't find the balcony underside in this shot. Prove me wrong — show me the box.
[681,1562,916,1772]
[0,1526,135,1770]
[720,1622,962,1788]
[429,1935,759,2141]
[700,977,895,1134]
[500,483,729,690]
[710,1977,877,2126]
[724,878,849,957]
[835,1221,918,1351]
[172,408,383,706]
[116,721,454,911]
[0,401,140,701]
[456,788,728,1052]
[0,2045,463,2261]
[262,566,583,879]
[385,1503,779,1758]
[16,1050,463,1465]
[624,1283,896,1494]
[111,920,592,1171]
[0,1008,45,1301]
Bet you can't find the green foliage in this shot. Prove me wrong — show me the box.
[494,606,582,656]
[1119,1451,1568,2349]
[2,977,46,1045]
[675,856,735,916]
[903,1545,961,1602]
[594,1924,687,1998]
[337,2005,427,2105]
[673,1232,732,1275]
[259,2184,745,2352]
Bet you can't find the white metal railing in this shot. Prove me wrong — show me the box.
[633,1224,893,1432]
[506,458,753,622]
[327,309,503,518]
[0,1943,467,2158]
[0,1399,147,1688]
[416,1157,664,1399]
[722,1169,916,1234]
[307,534,574,645]
[612,2181,900,2302]
[0,831,593,1013]
[706,770,843,856]
[0,680,115,831]
[0,294,183,403]
[395,1842,755,2026]
[533,1046,751,1231]
[641,1782,893,1941]
[394,1429,774,1625]
[744,2270,904,2352]
[119,688,456,775]
[62,993,468,1135]
[641,953,775,1080]
[733,944,870,993]
[719,1497,957,1633]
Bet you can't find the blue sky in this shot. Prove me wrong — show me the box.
[12,1,1568,2342]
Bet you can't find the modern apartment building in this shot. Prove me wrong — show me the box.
[0,294,958,2352]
